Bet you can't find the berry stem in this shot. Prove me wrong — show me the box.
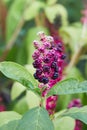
[40,97,44,107]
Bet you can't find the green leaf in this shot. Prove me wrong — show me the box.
[0,61,37,89]
[6,0,25,41]
[13,97,29,114]
[0,120,20,130]
[47,78,87,96]
[53,110,75,130]
[11,64,37,100]
[66,67,84,81]
[26,91,40,109]
[59,24,82,52]
[17,107,54,130]
[53,117,75,130]
[62,106,87,124]
[45,4,68,26]
[0,111,21,127]
[80,80,87,88]
[24,1,45,21]
[11,82,26,100]
[25,64,36,75]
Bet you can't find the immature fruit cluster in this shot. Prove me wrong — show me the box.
[46,95,58,115]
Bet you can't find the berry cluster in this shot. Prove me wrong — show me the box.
[46,95,58,115]
[32,31,66,114]
[32,31,65,91]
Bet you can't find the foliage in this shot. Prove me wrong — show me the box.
[0,61,87,129]
[0,0,87,130]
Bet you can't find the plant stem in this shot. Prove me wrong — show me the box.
[6,17,24,50]
[35,14,42,26]
[67,46,82,70]
[0,17,24,61]
[40,97,43,107]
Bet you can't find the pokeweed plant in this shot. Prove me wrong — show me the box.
[0,32,87,130]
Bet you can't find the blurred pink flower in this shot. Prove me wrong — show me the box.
[81,8,87,24]
[0,105,6,112]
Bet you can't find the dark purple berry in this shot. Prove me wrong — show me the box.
[40,38,45,41]
[41,76,49,84]
[54,56,58,61]
[49,44,55,49]
[38,47,44,53]
[51,62,57,68]
[52,72,59,79]
[38,77,42,83]
[61,54,66,59]
[56,47,62,52]
[36,69,42,75]
[43,57,50,63]
[43,65,50,72]
[33,60,41,68]
[54,66,59,72]
[33,62,37,68]
[33,73,38,79]
[57,43,62,48]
